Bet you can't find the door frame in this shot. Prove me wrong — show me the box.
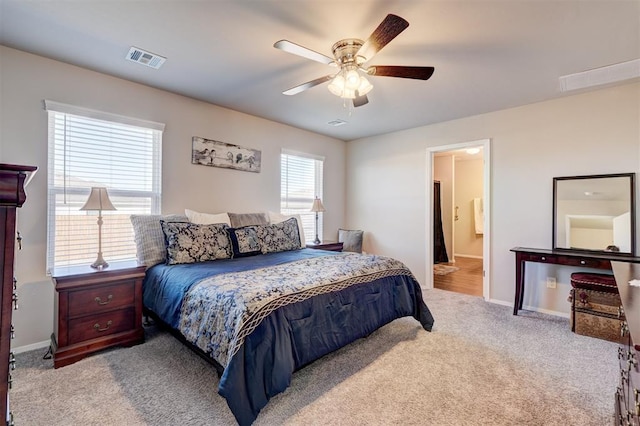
[425,139,491,300]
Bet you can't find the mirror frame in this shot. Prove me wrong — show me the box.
[552,172,636,256]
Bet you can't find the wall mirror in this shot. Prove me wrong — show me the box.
[553,173,636,256]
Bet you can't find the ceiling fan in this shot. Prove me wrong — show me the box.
[274,14,435,108]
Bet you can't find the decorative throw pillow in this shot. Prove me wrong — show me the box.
[226,226,262,258]
[255,217,301,254]
[267,211,306,247]
[160,221,232,265]
[185,209,231,225]
[228,212,269,228]
[130,214,189,267]
[338,229,364,253]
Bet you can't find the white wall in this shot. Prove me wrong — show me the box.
[346,82,640,315]
[0,46,346,350]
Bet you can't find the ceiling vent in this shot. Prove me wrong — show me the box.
[327,119,347,127]
[559,59,640,92]
[126,47,166,69]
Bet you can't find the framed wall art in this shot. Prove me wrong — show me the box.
[191,136,261,173]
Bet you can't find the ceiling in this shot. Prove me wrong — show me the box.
[1,1,638,141]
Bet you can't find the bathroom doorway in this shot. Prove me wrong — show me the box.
[426,139,490,299]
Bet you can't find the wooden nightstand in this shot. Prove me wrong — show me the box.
[51,260,146,368]
[306,242,344,252]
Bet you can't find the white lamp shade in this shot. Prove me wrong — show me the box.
[310,198,325,213]
[80,187,116,211]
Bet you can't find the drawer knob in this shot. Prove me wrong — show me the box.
[629,353,638,371]
[580,260,586,265]
[95,295,113,306]
[622,321,629,337]
[541,256,546,261]
[621,369,629,384]
[94,320,113,332]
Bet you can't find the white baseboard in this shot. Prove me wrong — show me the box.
[454,254,483,260]
[12,340,50,354]
[487,298,569,319]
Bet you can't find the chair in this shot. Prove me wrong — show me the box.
[338,229,364,253]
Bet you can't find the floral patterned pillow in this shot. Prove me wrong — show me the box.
[227,226,262,258]
[160,221,232,265]
[255,217,301,254]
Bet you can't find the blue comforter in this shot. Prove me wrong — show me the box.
[144,248,434,425]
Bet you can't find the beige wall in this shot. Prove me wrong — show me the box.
[346,82,640,315]
[454,158,483,258]
[0,46,346,350]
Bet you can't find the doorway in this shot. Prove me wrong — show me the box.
[425,139,491,300]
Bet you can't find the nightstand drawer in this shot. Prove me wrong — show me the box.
[68,281,135,317]
[68,307,135,345]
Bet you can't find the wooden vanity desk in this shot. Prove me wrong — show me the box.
[510,247,640,316]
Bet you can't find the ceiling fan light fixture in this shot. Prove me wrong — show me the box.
[345,68,361,90]
[357,76,373,96]
[327,75,346,97]
[328,71,373,99]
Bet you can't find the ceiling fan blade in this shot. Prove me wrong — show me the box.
[367,66,435,80]
[274,40,335,65]
[283,75,333,95]
[358,14,409,62]
[353,94,369,108]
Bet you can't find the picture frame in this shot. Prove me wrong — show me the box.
[191,136,261,173]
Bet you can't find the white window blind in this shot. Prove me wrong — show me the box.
[45,101,163,272]
[280,150,324,242]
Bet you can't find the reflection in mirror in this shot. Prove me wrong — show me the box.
[553,173,635,256]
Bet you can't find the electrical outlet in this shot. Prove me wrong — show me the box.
[546,277,557,289]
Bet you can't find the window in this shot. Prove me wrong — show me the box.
[280,150,324,242]
[45,101,163,272]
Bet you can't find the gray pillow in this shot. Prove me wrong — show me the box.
[228,212,269,228]
[338,229,364,253]
[255,217,301,254]
[160,221,232,265]
[130,214,188,267]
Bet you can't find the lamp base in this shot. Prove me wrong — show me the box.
[90,252,109,270]
[313,237,321,245]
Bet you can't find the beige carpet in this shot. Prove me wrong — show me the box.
[12,288,617,425]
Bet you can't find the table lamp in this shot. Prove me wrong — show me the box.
[310,197,325,245]
[80,187,116,269]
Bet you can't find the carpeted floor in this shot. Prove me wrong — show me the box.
[12,288,617,425]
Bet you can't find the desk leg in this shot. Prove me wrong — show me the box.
[513,255,525,315]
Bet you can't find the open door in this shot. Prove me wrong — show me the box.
[425,139,491,300]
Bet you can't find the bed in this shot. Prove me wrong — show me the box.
[132,213,434,425]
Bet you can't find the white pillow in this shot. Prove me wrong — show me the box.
[185,209,231,225]
[267,211,306,248]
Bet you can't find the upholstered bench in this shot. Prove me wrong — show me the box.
[568,272,623,343]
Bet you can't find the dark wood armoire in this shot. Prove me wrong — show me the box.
[0,164,37,425]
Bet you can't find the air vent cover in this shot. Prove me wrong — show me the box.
[327,119,347,127]
[559,59,640,92]
[126,47,166,69]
